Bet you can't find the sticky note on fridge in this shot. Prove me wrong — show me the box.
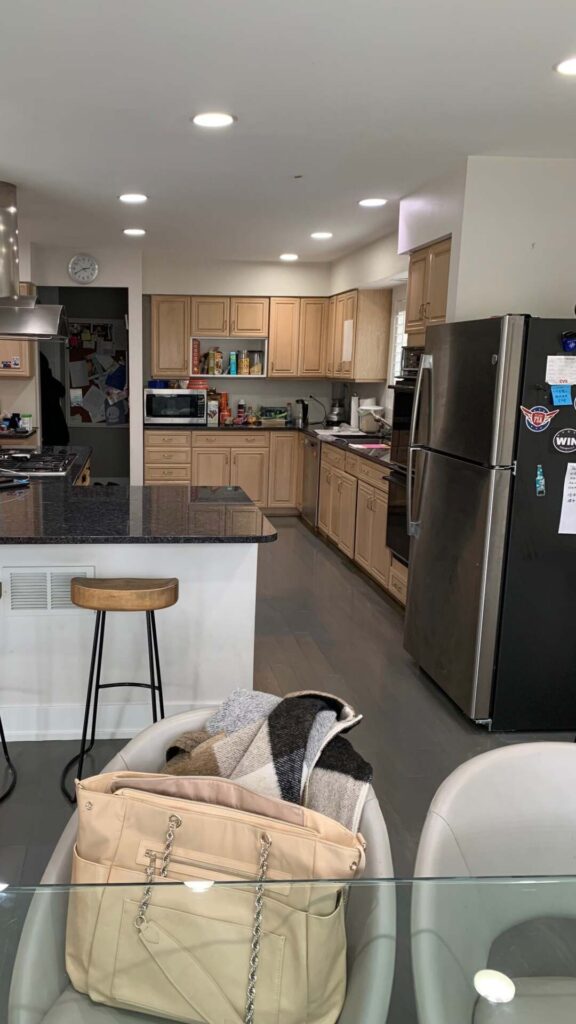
[551,385,572,406]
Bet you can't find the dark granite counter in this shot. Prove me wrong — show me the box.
[144,424,305,432]
[0,483,277,545]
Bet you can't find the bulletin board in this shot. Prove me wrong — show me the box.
[67,319,129,425]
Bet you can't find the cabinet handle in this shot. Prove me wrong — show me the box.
[425,301,431,318]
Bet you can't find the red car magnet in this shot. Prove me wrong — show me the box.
[520,405,559,433]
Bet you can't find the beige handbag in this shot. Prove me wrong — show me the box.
[67,771,366,1024]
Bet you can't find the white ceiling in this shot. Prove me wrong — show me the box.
[2,0,576,263]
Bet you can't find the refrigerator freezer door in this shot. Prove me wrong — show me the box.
[414,316,526,467]
[404,450,512,719]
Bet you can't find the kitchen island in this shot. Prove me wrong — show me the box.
[0,470,276,740]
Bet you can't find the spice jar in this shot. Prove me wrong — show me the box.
[238,350,250,375]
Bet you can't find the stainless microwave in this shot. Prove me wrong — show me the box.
[144,388,207,425]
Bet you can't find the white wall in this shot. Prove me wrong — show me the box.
[31,244,144,483]
[143,252,331,296]
[454,157,576,320]
[329,234,408,294]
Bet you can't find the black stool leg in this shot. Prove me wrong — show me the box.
[80,611,106,780]
[150,611,165,719]
[0,715,17,802]
[146,612,159,723]
[60,610,105,802]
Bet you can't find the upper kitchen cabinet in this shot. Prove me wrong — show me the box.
[325,296,337,377]
[331,289,391,382]
[297,297,328,377]
[268,297,301,376]
[230,297,269,338]
[0,339,32,377]
[191,296,230,337]
[405,238,451,341]
[151,295,191,378]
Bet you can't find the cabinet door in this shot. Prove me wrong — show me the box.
[298,298,327,377]
[0,339,31,377]
[325,296,337,377]
[318,463,332,534]
[268,298,301,376]
[329,469,342,542]
[151,296,191,378]
[426,238,451,325]
[338,472,357,557]
[296,433,305,512]
[230,298,269,338]
[191,296,230,337]
[354,481,374,571]
[268,432,298,508]
[405,249,429,334]
[231,448,269,506]
[339,291,357,379]
[370,491,392,588]
[192,448,230,487]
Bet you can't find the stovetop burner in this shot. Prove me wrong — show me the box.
[0,447,76,477]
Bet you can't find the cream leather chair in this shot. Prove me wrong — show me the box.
[412,742,576,1024]
[9,708,396,1024]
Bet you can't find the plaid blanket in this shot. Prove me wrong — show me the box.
[164,689,372,832]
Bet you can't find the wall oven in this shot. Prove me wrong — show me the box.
[144,389,207,426]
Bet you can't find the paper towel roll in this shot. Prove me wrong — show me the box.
[350,395,359,430]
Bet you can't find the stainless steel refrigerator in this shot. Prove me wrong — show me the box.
[404,314,576,730]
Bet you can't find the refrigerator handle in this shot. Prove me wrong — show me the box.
[407,445,416,536]
[409,353,433,450]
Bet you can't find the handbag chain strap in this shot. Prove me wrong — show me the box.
[244,831,272,1024]
[134,813,272,1024]
[135,813,182,931]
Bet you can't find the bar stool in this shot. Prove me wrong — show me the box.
[0,714,17,802]
[60,577,179,802]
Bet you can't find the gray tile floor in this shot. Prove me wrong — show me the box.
[0,516,571,885]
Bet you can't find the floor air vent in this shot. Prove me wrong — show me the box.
[5,566,95,614]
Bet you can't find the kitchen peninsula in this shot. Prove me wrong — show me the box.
[0,454,276,740]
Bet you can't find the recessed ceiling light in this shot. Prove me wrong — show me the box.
[6,206,16,214]
[555,57,576,75]
[123,227,146,237]
[473,970,516,1005]
[192,112,235,128]
[119,193,148,204]
[358,198,388,208]
[280,253,299,262]
[311,231,333,240]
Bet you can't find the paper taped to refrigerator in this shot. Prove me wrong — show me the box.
[558,463,576,534]
[545,355,576,385]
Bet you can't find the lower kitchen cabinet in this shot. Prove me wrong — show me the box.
[267,432,298,508]
[318,463,357,557]
[318,463,332,533]
[230,448,269,506]
[353,481,392,590]
[191,448,230,487]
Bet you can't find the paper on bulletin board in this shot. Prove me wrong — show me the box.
[69,361,89,387]
[70,388,83,406]
[82,385,106,423]
[558,462,576,534]
[342,320,354,362]
[546,356,576,385]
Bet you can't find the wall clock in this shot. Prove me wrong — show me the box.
[68,254,99,284]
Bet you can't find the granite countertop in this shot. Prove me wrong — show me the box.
[144,423,308,432]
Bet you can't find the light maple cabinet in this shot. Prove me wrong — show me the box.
[230,448,269,506]
[191,448,230,487]
[267,432,298,508]
[191,296,230,337]
[329,289,391,382]
[325,296,337,376]
[230,297,269,338]
[405,238,451,340]
[318,463,332,534]
[151,296,191,378]
[336,471,357,557]
[370,491,392,588]
[318,457,357,557]
[0,339,32,377]
[353,481,392,590]
[268,297,301,376]
[297,298,327,377]
[354,482,374,572]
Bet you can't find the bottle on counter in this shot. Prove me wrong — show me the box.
[235,399,246,425]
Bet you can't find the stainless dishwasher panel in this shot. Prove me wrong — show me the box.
[302,436,320,527]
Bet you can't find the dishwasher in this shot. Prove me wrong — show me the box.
[302,436,320,527]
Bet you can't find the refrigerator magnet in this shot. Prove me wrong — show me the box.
[553,428,576,453]
[520,405,559,432]
[561,331,576,353]
[550,385,572,407]
[535,465,546,497]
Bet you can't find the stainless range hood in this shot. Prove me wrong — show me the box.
[0,182,68,340]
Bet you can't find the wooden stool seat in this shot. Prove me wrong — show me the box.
[71,577,179,613]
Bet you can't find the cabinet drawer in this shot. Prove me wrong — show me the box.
[145,448,191,465]
[145,465,191,482]
[388,569,407,605]
[354,458,391,493]
[192,432,270,448]
[145,431,191,448]
[321,445,346,471]
[391,557,408,584]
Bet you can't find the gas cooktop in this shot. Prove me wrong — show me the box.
[0,447,77,477]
